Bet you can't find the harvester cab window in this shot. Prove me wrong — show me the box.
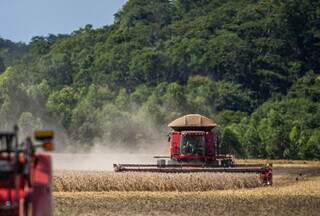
[181,135,205,155]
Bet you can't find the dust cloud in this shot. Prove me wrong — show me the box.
[52,152,156,171]
[52,142,168,171]
[0,100,170,171]
[51,116,170,171]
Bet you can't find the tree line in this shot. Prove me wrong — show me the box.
[0,0,319,158]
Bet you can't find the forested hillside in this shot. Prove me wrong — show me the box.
[0,0,319,159]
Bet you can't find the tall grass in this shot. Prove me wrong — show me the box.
[53,171,262,192]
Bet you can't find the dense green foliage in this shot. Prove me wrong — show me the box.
[0,0,319,158]
[0,38,27,70]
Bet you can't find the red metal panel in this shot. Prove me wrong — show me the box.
[32,154,52,216]
[206,132,214,157]
[170,131,181,157]
[0,188,24,206]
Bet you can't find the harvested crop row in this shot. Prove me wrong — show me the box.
[53,171,262,192]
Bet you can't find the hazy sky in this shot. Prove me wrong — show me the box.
[0,0,127,43]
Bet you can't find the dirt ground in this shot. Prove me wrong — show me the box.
[53,160,320,216]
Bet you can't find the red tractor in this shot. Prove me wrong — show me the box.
[114,114,272,185]
[0,126,54,216]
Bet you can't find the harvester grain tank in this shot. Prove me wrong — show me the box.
[0,126,54,216]
[114,114,273,185]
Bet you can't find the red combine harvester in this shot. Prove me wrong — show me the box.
[0,126,54,216]
[114,114,272,185]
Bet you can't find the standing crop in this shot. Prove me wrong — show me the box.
[54,171,262,192]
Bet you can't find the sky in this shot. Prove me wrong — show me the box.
[0,0,127,43]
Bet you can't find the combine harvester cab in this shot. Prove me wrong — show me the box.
[0,126,54,216]
[114,114,272,185]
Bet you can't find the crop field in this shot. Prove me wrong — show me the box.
[53,160,320,216]
[54,172,262,192]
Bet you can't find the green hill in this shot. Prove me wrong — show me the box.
[0,0,319,159]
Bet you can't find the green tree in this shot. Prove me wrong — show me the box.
[42,53,73,88]
[215,81,254,112]
[220,127,243,156]
[130,84,153,105]
[116,0,173,28]
[162,82,185,119]
[115,89,130,111]
[30,36,50,55]
[70,99,100,144]
[242,126,262,158]
[186,76,216,115]
[0,57,4,73]
[129,48,168,86]
[303,130,320,160]
[46,86,79,127]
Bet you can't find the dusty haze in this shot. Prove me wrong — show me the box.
[52,141,168,171]
[52,153,157,171]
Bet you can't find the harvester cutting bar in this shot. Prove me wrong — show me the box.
[114,163,268,168]
[113,163,273,185]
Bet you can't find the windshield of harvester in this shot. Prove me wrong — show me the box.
[180,135,205,155]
